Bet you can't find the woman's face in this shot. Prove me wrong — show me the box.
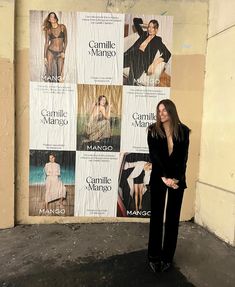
[49,155,55,163]
[48,13,57,24]
[148,22,157,36]
[158,104,170,123]
[100,97,106,106]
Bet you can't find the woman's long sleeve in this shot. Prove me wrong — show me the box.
[173,129,190,181]
[147,131,168,177]
[158,39,171,63]
[133,18,144,36]
[44,164,50,175]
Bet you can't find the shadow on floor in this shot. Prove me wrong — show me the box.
[1,250,195,287]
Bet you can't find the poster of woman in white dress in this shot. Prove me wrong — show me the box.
[29,150,75,216]
[44,153,66,209]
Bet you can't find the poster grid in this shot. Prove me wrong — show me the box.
[29,10,173,217]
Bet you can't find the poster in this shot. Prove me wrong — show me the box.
[117,153,152,217]
[29,10,173,217]
[75,152,119,217]
[30,82,77,151]
[76,12,124,85]
[123,14,173,87]
[120,85,169,153]
[29,150,76,216]
[77,84,122,152]
[30,11,77,83]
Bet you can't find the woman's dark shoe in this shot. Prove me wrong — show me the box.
[149,261,161,273]
[161,262,172,272]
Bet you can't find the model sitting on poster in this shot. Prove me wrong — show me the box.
[123,17,171,85]
[147,99,190,273]
[43,12,67,82]
[84,95,112,143]
[124,161,152,211]
[44,154,66,209]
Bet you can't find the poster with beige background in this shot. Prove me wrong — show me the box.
[77,84,122,152]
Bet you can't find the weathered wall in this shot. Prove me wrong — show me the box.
[0,0,15,228]
[195,0,235,245]
[14,0,207,224]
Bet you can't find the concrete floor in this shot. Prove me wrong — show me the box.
[0,222,234,287]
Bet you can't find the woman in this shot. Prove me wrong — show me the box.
[124,18,171,85]
[43,12,67,82]
[124,161,152,211]
[147,99,190,272]
[84,95,112,142]
[44,154,66,209]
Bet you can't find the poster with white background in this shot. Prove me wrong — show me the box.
[76,12,124,85]
[120,85,170,153]
[75,151,119,217]
[30,82,77,151]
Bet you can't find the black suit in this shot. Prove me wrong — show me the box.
[124,18,171,85]
[147,123,190,263]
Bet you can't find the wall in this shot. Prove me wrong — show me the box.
[13,0,208,224]
[195,0,235,245]
[0,0,15,229]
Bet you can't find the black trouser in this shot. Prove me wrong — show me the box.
[123,50,146,85]
[148,178,184,263]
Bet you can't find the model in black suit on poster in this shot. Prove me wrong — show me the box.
[147,99,190,273]
[124,17,171,85]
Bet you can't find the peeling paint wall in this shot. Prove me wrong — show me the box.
[195,0,235,246]
[14,0,208,224]
[0,0,15,228]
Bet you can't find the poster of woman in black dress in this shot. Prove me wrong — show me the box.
[117,153,152,217]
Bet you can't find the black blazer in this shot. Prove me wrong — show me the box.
[125,18,171,69]
[147,123,190,189]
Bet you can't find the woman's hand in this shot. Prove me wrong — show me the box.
[141,23,149,29]
[161,177,179,189]
[60,52,65,58]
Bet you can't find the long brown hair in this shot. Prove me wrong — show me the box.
[149,99,183,140]
[149,19,159,29]
[96,95,109,109]
[43,12,59,31]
